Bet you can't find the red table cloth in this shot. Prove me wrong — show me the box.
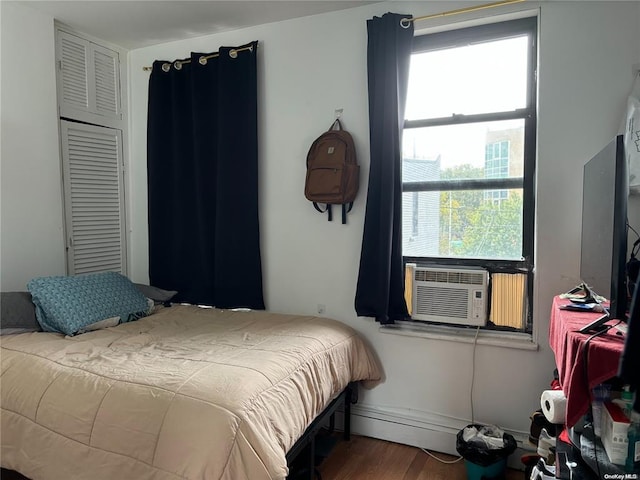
[548,296,625,427]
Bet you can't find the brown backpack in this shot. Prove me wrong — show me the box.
[304,119,359,224]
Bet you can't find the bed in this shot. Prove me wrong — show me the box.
[1,300,382,480]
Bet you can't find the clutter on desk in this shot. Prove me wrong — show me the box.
[558,303,605,312]
[559,282,607,304]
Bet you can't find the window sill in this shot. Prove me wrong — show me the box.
[380,320,538,350]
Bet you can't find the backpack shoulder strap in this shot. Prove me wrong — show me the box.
[341,203,353,224]
[313,202,333,222]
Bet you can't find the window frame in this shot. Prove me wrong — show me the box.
[402,17,538,332]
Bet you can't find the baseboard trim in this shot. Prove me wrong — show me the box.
[335,403,533,470]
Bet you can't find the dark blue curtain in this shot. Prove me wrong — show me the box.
[147,42,264,309]
[355,14,413,324]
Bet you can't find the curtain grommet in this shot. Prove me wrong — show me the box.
[174,61,183,70]
[229,49,238,59]
[400,17,412,29]
[199,56,207,65]
[161,63,171,72]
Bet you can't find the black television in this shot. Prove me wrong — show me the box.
[578,135,629,333]
[619,278,640,411]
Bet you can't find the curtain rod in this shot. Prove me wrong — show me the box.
[142,44,255,72]
[400,0,525,28]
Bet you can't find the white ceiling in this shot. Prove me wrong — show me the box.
[15,1,378,50]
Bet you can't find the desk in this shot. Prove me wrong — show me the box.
[548,296,625,427]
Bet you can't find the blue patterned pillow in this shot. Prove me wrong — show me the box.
[27,272,151,336]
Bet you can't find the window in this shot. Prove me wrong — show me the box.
[402,18,537,332]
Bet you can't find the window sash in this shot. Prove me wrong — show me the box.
[411,17,537,53]
[402,17,537,333]
[405,109,532,129]
[402,17,536,264]
[403,177,523,192]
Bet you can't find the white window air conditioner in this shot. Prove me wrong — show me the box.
[408,264,488,327]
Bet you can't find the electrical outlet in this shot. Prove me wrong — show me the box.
[317,304,326,315]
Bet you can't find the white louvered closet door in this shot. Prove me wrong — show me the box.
[60,120,126,275]
[93,43,120,117]
[57,31,89,113]
[56,30,121,122]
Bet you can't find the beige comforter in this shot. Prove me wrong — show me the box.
[0,305,381,480]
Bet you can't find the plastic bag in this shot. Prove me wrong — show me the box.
[456,424,518,466]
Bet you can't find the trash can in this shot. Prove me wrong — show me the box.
[456,424,517,480]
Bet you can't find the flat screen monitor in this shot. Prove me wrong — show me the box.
[579,135,628,332]
[619,277,639,410]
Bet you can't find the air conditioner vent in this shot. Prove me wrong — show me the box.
[416,286,468,319]
[416,269,485,285]
[408,265,488,326]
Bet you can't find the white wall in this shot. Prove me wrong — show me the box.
[0,2,65,291]
[1,0,639,458]
[127,1,640,453]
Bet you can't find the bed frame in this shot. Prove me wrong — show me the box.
[0,468,27,480]
[1,383,358,480]
[286,382,357,479]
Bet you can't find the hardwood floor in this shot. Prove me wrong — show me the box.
[317,435,525,480]
[1,435,525,480]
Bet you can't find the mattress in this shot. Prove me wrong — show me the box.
[0,305,382,480]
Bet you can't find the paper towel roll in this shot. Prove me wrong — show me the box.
[540,389,567,424]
